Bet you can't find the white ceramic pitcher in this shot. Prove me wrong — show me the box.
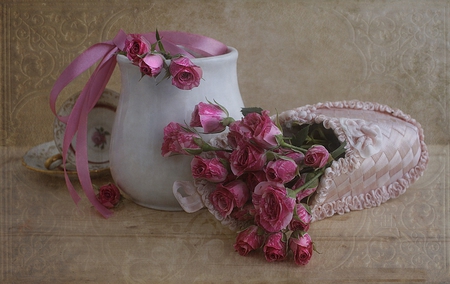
[109,47,244,210]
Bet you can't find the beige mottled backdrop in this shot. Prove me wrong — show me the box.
[1,0,449,283]
[1,0,448,147]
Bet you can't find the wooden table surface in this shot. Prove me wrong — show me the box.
[0,144,447,283]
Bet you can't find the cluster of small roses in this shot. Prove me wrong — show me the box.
[122,33,202,90]
[162,101,344,266]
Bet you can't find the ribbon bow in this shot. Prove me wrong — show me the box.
[49,30,227,218]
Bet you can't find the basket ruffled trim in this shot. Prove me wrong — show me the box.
[277,100,429,222]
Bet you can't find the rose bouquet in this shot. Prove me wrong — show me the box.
[119,31,203,90]
[162,101,346,265]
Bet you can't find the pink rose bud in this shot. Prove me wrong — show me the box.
[234,225,264,256]
[190,102,229,133]
[169,57,203,90]
[191,156,228,183]
[161,122,201,157]
[227,121,251,149]
[289,203,311,232]
[96,183,121,209]
[139,54,164,77]
[229,142,266,177]
[286,151,305,165]
[240,110,282,149]
[304,145,330,168]
[263,232,287,262]
[124,34,150,63]
[265,158,298,184]
[252,182,295,233]
[289,232,314,266]
[209,180,250,218]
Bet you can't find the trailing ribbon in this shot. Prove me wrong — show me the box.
[50,30,228,218]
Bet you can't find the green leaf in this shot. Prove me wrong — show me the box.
[265,151,278,161]
[290,230,301,239]
[155,29,166,54]
[281,232,288,243]
[302,203,312,215]
[313,243,321,254]
[304,172,319,188]
[193,137,206,147]
[287,188,297,199]
[221,117,235,127]
[291,124,310,147]
[241,107,263,116]
[183,148,203,155]
[150,42,157,52]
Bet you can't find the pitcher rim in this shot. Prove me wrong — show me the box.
[116,46,238,65]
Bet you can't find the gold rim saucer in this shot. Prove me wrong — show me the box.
[22,141,110,176]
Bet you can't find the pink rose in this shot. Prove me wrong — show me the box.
[229,142,266,177]
[240,110,282,149]
[209,180,250,218]
[227,121,251,149]
[289,203,311,232]
[252,182,295,233]
[169,57,203,90]
[304,145,330,168]
[190,102,228,133]
[234,225,264,256]
[139,54,164,77]
[161,122,201,157]
[124,34,150,63]
[265,158,298,184]
[191,156,228,183]
[263,232,287,262]
[96,183,121,209]
[289,232,314,266]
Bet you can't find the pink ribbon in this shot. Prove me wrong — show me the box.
[50,30,227,218]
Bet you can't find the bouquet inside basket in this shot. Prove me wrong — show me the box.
[163,100,429,265]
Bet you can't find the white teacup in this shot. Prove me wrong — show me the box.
[46,88,119,172]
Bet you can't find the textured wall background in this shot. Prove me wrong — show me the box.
[1,1,449,282]
[1,0,448,147]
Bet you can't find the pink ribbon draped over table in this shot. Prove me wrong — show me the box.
[49,30,228,218]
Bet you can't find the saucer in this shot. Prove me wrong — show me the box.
[21,141,110,176]
[53,88,120,167]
